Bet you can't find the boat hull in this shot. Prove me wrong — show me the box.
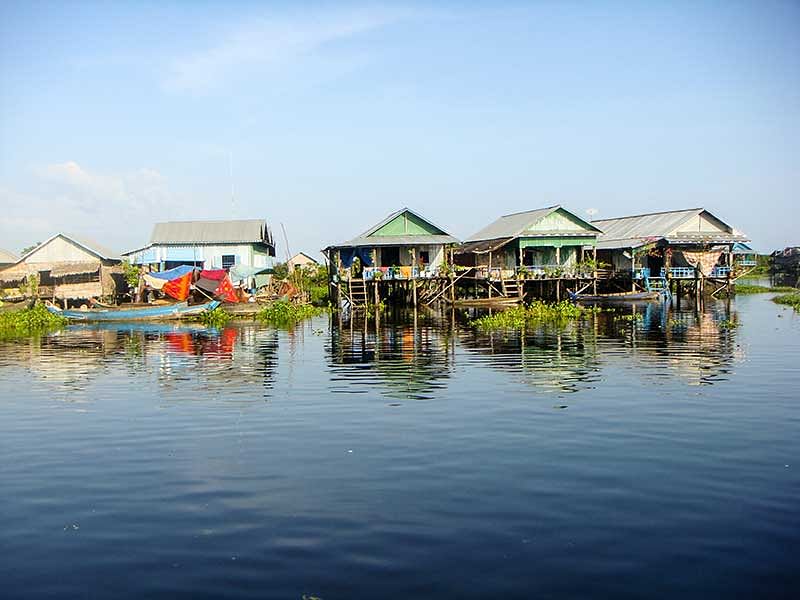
[47,300,221,322]
[568,291,662,303]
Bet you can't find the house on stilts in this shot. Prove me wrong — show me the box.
[323,208,460,308]
[454,205,603,301]
[0,234,123,306]
[591,208,750,298]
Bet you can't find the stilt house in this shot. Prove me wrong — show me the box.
[0,234,122,303]
[456,205,602,278]
[324,208,459,280]
[592,208,749,281]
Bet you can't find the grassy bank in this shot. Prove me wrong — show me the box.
[471,300,595,330]
[0,302,68,339]
[773,293,800,312]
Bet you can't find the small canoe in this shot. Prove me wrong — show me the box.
[568,290,662,303]
[46,300,221,322]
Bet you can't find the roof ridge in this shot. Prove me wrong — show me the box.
[500,204,560,218]
[593,208,703,223]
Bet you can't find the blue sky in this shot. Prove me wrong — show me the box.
[1,0,798,258]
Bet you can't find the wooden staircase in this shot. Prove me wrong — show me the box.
[348,279,368,308]
[501,278,522,299]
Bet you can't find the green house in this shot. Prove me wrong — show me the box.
[324,208,459,276]
[457,206,602,274]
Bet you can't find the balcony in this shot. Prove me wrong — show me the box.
[661,267,696,279]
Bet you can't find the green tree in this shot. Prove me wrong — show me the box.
[272,262,289,280]
[20,242,41,256]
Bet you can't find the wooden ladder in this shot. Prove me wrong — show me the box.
[348,279,368,308]
[502,278,521,298]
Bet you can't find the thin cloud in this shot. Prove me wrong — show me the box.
[0,162,181,252]
[164,10,402,93]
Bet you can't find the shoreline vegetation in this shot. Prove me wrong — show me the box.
[470,300,598,330]
[0,302,68,339]
[773,293,800,312]
[734,284,798,294]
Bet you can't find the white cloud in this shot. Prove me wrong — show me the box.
[164,10,401,93]
[0,162,180,253]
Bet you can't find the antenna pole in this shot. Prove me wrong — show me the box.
[229,151,235,217]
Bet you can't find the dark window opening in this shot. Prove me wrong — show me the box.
[381,247,400,267]
[222,255,236,269]
[419,250,430,264]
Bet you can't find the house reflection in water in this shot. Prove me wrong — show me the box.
[327,310,456,400]
[0,323,279,400]
[459,321,602,394]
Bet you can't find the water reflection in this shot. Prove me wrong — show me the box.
[0,323,279,400]
[327,309,456,400]
[0,299,744,402]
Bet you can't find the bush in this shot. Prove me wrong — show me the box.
[0,303,68,339]
[471,300,595,330]
[256,300,321,326]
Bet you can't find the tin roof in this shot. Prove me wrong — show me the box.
[465,206,601,243]
[593,208,748,250]
[150,219,274,245]
[330,208,459,248]
[18,233,120,262]
[0,248,19,264]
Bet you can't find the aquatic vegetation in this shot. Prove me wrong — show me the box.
[0,302,68,339]
[735,284,798,294]
[256,300,322,326]
[471,300,594,330]
[772,293,800,312]
[198,306,233,328]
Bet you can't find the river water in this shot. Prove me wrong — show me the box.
[1,294,798,599]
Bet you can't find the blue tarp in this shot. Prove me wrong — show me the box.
[339,247,373,268]
[230,265,269,283]
[149,265,196,280]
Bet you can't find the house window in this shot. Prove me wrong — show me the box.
[381,247,400,267]
[419,250,430,265]
[222,255,236,269]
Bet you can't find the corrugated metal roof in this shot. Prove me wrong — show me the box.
[465,207,557,242]
[465,206,601,242]
[593,208,749,250]
[329,208,459,248]
[592,209,704,244]
[66,234,120,261]
[18,233,120,262]
[337,234,459,248]
[0,248,19,263]
[150,219,273,245]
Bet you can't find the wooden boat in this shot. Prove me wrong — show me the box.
[449,297,521,308]
[46,300,221,322]
[568,290,662,303]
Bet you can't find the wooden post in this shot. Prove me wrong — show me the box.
[555,246,561,301]
[592,246,598,295]
[374,280,380,307]
[488,251,493,299]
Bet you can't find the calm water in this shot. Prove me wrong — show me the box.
[1,295,798,599]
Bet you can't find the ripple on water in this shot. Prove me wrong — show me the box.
[1,299,799,599]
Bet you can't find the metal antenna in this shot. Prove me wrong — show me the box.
[229,151,235,217]
[280,222,291,263]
